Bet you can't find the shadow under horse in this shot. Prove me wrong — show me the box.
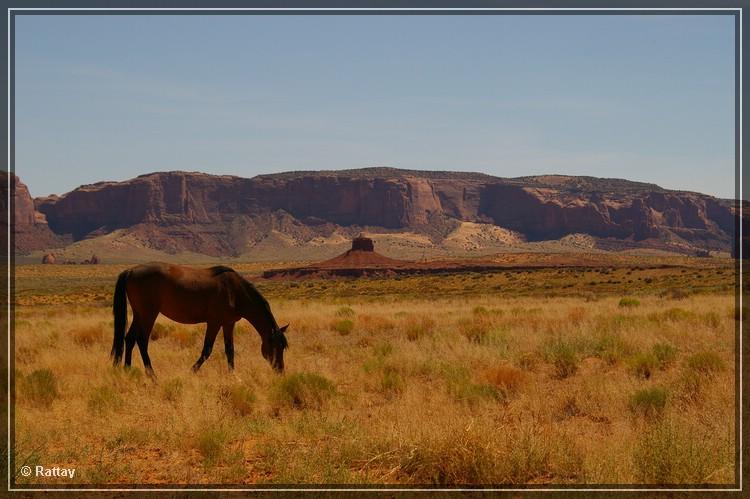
[110,262,289,378]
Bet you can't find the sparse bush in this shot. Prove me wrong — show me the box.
[161,378,183,403]
[443,366,503,405]
[583,292,598,302]
[701,312,721,329]
[457,317,491,344]
[72,325,103,346]
[271,372,335,410]
[591,331,632,365]
[150,322,175,341]
[618,297,641,308]
[20,369,58,408]
[633,417,731,483]
[652,343,678,369]
[685,351,725,376]
[197,428,228,466]
[542,340,578,379]
[482,365,525,396]
[663,287,690,300]
[405,316,436,341]
[170,327,198,348]
[629,387,668,418]
[629,353,659,379]
[335,306,355,319]
[674,370,705,403]
[662,308,696,323]
[88,386,122,415]
[331,319,354,336]
[516,352,541,371]
[380,366,406,398]
[220,384,256,416]
[567,307,586,325]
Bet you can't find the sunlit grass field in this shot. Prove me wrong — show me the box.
[12,259,738,485]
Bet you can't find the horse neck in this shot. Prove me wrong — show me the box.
[244,297,278,338]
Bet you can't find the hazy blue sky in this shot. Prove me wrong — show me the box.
[15,14,735,198]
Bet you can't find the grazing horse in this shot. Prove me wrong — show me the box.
[110,262,289,378]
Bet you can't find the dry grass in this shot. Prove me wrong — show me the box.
[11,263,737,486]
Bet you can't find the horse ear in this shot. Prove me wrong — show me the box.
[279,324,289,333]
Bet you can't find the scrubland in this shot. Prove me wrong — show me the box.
[12,261,738,485]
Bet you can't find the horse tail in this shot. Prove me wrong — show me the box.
[111,269,131,365]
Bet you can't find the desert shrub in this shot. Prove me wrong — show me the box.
[583,292,598,302]
[72,325,103,346]
[197,428,228,466]
[567,307,587,326]
[516,352,541,371]
[405,316,436,342]
[661,308,696,323]
[701,312,721,329]
[220,384,256,416]
[373,341,393,358]
[542,340,578,379]
[618,297,640,308]
[161,378,183,403]
[395,425,499,484]
[330,319,354,336]
[482,365,525,396]
[685,351,725,376]
[662,287,690,300]
[150,322,175,341]
[633,417,731,483]
[20,369,58,408]
[673,370,705,404]
[442,366,503,405]
[591,331,632,365]
[335,306,355,319]
[271,372,335,410]
[88,386,122,415]
[457,317,492,344]
[170,327,199,349]
[629,387,668,419]
[629,353,659,379]
[652,343,678,369]
[380,366,406,399]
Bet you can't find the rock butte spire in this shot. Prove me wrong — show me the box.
[351,235,374,252]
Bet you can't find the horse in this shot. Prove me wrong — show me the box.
[110,262,289,378]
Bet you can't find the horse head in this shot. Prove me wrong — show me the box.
[261,324,289,372]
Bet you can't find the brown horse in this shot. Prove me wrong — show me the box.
[110,262,288,378]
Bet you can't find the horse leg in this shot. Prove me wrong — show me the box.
[223,322,235,371]
[192,322,220,373]
[124,322,138,368]
[136,313,158,380]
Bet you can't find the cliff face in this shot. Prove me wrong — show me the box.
[24,168,737,256]
[3,172,68,252]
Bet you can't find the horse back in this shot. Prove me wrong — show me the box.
[126,262,240,324]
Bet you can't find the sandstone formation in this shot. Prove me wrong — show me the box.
[4,172,68,253]
[15,167,738,256]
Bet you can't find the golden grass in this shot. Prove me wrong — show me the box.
[11,265,737,486]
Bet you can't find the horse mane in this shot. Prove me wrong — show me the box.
[241,279,286,350]
[209,265,236,276]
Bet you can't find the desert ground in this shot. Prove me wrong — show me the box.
[12,255,738,486]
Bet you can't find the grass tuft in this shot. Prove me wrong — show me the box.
[331,319,355,336]
[618,297,641,308]
[20,369,58,408]
[685,351,725,376]
[629,387,668,419]
[87,386,122,415]
[271,372,335,410]
[220,384,257,416]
